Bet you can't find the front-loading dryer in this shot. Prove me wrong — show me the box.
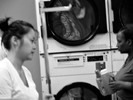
[40,50,112,100]
[36,0,112,100]
[38,0,111,54]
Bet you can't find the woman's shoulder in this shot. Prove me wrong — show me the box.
[0,58,13,81]
[0,58,16,76]
[0,58,9,69]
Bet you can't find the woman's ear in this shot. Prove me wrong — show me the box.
[10,36,19,48]
[127,39,132,46]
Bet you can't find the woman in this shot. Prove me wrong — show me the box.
[109,24,133,100]
[0,18,39,100]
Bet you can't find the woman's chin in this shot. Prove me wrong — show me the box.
[26,54,34,60]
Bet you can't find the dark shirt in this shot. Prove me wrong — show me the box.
[115,59,133,100]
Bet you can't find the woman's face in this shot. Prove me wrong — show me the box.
[18,29,37,61]
[116,31,129,53]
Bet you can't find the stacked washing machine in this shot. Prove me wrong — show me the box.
[35,0,133,100]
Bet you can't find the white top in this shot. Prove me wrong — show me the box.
[0,58,39,100]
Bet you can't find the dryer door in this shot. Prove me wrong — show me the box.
[120,0,133,26]
[55,82,111,100]
[112,0,133,33]
[45,0,106,46]
[110,0,133,49]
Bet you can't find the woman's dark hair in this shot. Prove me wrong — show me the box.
[0,17,37,50]
[119,24,133,41]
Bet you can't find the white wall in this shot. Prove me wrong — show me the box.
[0,0,42,100]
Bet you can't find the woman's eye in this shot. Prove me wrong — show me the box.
[31,39,34,43]
[31,39,36,44]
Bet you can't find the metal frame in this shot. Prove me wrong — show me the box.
[39,0,72,93]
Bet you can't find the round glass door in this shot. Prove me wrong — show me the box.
[55,82,104,100]
[120,0,133,26]
[47,0,99,46]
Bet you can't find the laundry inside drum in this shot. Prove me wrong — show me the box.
[48,0,98,41]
